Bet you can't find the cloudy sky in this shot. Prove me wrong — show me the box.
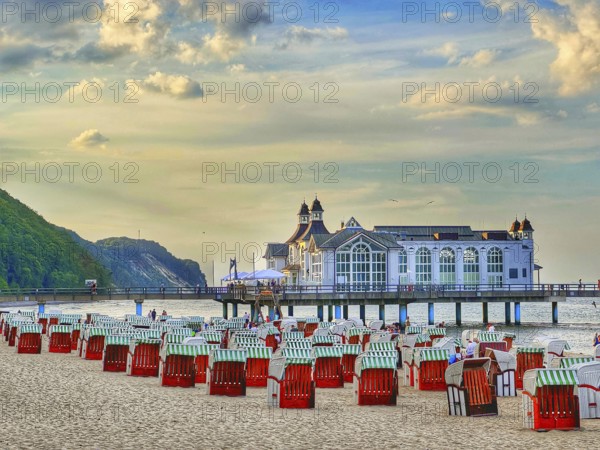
[0,0,598,283]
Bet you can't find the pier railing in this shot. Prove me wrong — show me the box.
[0,283,597,299]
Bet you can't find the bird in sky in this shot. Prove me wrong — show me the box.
[426,201,435,205]
[389,199,399,203]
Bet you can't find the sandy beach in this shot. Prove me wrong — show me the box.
[1,337,599,450]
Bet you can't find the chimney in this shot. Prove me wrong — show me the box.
[340,220,344,230]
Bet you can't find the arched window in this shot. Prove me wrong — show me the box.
[336,237,386,290]
[487,247,503,287]
[415,247,431,285]
[398,248,408,283]
[463,247,480,286]
[439,247,456,286]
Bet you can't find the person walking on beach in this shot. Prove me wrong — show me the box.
[594,333,600,347]
[593,301,597,308]
[147,310,152,320]
[151,309,157,321]
[465,339,476,358]
[579,279,583,294]
[405,316,411,328]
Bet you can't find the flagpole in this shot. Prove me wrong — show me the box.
[212,259,215,287]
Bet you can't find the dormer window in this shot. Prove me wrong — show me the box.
[301,216,308,223]
[312,212,321,221]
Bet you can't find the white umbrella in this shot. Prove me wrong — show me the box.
[242,269,286,280]
[221,271,249,281]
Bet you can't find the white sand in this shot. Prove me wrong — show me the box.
[1,338,599,450]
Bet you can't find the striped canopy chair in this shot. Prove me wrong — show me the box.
[311,334,341,347]
[312,346,344,388]
[445,358,498,417]
[207,349,248,396]
[515,347,545,389]
[127,338,162,377]
[484,348,517,397]
[159,344,202,387]
[425,327,447,341]
[340,344,362,383]
[103,335,133,372]
[81,327,111,360]
[413,348,449,391]
[353,353,398,406]
[570,361,600,419]
[303,317,320,337]
[16,324,43,354]
[198,331,224,346]
[549,356,595,369]
[522,369,580,430]
[405,326,424,335]
[48,325,73,353]
[245,346,273,387]
[476,332,507,357]
[267,349,315,409]
[533,337,571,367]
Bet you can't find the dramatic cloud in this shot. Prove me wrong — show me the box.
[70,130,110,149]
[276,26,349,50]
[142,72,203,99]
[531,0,600,96]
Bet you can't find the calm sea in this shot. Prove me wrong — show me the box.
[5,296,599,354]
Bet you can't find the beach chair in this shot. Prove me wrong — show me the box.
[15,324,43,354]
[533,337,570,367]
[570,362,600,419]
[187,343,219,383]
[461,329,477,348]
[102,335,132,372]
[312,327,331,337]
[312,346,344,388]
[426,327,447,341]
[340,344,362,383]
[405,326,424,335]
[303,317,320,337]
[353,354,398,406]
[476,332,507,357]
[282,339,312,350]
[503,332,516,350]
[331,322,353,343]
[81,327,111,360]
[183,316,205,331]
[199,331,224,346]
[413,348,449,391]
[280,318,298,333]
[127,338,162,377]
[348,317,364,327]
[311,334,341,347]
[368,320,384,331]
[281,331,305,343]
[159,344,199,387]
[445,358,498,417]
[522,369,580,430]
[47,314,60,335]
[207,349,248,396]
[515,347,545,389]
[485,349,517,397]
[345,327,367,345]
[245,346,273,387]
[267,350,315,409]
[8,318,33,347]
[257,325,281,351]
[549,356,595,369]
[37,313,51,334]
[402,347,416,387]
[48,325,73,353]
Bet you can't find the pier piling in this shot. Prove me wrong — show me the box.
[552,301,558,324]
[504,302,511,324]
[359,305,366,323]
[455,303,462,326]
[334,305,341,320]
[288,305,294,317]
[343,305,348,319]
[232,303,238,318]
[482,302,489,324]
[428,303,434,325]
[515,302,521,325]
[134,299,143,316]
[222,302,228,320]
[317,305,324,322]
[378,304,385,322]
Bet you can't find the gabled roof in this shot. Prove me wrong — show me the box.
[263,243,289,258]
[344,217,362,229]
[298,219,330,241]
[317,228,400,250]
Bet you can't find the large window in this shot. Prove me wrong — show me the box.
[439,247,456,286]
[311,252,322,282]
[487,247,503,287]
[336,237,387,290]
[415,247,432,285]
[398,248,408,284]
[463,247,480,285]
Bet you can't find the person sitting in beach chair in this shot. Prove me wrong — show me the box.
[449,346,463,364]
